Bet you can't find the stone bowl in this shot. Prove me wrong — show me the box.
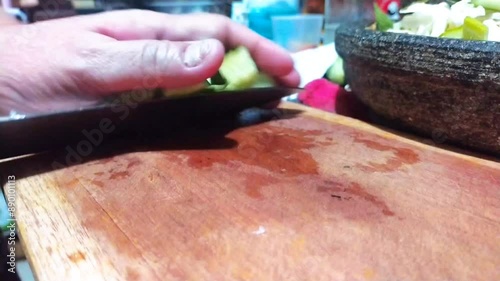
[334,22,500,156]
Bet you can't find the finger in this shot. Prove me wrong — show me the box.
[77,38,225,94]
[79,10,296,80]
[170,14,296,78]
[275,69,301,88]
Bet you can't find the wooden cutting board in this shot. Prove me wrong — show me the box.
[1,102,499,281]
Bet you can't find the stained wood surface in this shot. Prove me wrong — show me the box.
[1,102,499,281]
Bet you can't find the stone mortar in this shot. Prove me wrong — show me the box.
[335,22,500,156]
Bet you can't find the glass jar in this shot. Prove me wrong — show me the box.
[323,0,373,44]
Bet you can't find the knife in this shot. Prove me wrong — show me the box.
[0,87,302,159]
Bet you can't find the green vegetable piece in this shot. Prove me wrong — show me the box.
[476,6,500,21]
[107,89,156,104]
[164,82,208,97]
[472,0,500,11]
[209,71,226,85]
[251,73,276,88]
[440,26,464,39]
[166,46,277,96]
[374,3,394,32]
[463,17,489,41]
[204,84,228,93]
[219,46,259,90]
[324,57,345,85]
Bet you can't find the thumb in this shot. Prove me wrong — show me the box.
[81,38,224,94]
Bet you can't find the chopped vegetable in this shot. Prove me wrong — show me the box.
[375,3,395,31]
[251,73,276,88]
[448,0,486,28]
[164,82,209,97]
[463,16,489,40]
[163,46,277,98]
[440,26,464,38]
[483,18,500,40]
[324,57,345,86]
[472,0,500,12]
[298,79,342,113]
[383,0,500,42]
[219,46,260,90]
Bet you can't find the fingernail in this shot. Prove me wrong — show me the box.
[183,40,212,67]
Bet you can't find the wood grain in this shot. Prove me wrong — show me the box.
[1,102,499,281]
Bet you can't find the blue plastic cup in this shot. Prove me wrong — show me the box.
[247,0,299,40]
[271,14,324,52]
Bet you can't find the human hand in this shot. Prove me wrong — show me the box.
[0,10,19,26]
[0,9,300,115]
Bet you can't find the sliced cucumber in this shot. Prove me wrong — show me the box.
[251,73,276,88]
[463,17,489,41]
[205,84,228,92]
[472,0,500,11]
[219,46,259,90]
[324,57,345,86]
[440,26,464,39]
[162,46,276,97]
[163,82,208,97]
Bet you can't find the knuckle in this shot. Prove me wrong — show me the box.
[208,14,231,38]
[140,41,174,75]
[71,44,110,93]
[211,13,230,24]
[117,8,149,18]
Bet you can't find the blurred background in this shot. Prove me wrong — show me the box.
[1,0,385,52]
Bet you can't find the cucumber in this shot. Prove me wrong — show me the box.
[251,73,276,88]
[205,84,228,93]
[463,17,489,41]
[163,82,209,97]
[163,46,276,97]
[324,57,345,86]
[219,46,260,90]
[472,0,500,11]
[440,26,464,39]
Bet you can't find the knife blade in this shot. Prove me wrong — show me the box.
[0,87,302,159]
